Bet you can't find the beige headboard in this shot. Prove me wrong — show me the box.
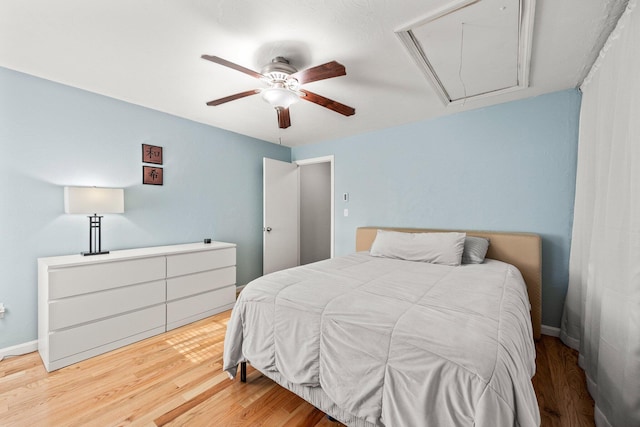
[356,227,542,340]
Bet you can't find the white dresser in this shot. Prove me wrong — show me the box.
[38,242,236,372]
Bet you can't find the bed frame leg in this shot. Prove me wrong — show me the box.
[240,361,246,383]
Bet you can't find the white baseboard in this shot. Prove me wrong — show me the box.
[541,324,561,337]
[0,340,38,361]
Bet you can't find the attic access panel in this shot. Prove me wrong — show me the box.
[396,0,535,105]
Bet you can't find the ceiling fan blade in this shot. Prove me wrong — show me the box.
[276,107,291,129]
[300,89,355,116]
[293,61,346,84]
[206,89,259,106]
[201,55,263,79]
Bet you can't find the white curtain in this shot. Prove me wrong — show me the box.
[560,1,640,426]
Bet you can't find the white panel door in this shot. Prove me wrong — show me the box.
[263,158,299,275]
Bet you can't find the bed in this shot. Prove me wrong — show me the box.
[223,227,542,426]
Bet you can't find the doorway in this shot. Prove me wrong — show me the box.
[263,155,334,274]
[296,156,334,265]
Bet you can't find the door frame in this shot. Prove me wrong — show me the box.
[294,155,335,258]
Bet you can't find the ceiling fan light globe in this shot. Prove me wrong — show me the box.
[261,87,299,109]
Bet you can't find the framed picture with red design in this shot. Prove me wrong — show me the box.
[143,166,163,185]
[142,144,163,164]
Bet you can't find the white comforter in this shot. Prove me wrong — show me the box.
[223,253,540,426]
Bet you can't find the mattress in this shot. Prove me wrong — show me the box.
[223,253,540,426]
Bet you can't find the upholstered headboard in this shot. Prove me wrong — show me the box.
[356,227,542,340]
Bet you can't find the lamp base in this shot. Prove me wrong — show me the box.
[82,251,110,256]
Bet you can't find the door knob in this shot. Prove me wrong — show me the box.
[264,227,272,232]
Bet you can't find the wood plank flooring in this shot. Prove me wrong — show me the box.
[0,310,594,426]
[533,334,595,426]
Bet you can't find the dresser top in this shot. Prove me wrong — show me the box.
[38,241,236,268]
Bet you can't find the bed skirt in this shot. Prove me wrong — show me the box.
[254,364,379,427]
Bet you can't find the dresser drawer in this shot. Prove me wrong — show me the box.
[49,304,165,362]
[49,279,166,331]
[166,286,235,327]
[166,248,235,278]
[166,267,235,301]
[48,257,166,299]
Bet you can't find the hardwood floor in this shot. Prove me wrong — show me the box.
[0,310,594,426]
[533,335,595,426]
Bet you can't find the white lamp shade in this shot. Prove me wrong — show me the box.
[64,187,124,214]
[261,87,299,109]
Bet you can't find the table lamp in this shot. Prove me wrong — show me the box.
[64,186,124,256]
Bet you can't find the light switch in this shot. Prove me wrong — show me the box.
[343,208,349,217]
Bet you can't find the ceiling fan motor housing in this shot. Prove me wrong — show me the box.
[262,57,299,90]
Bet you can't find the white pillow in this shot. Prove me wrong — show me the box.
[369,230,466,266]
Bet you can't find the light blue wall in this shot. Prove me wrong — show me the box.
[293,89,581,328]
[0,67,289,349]
[0,65,580,349]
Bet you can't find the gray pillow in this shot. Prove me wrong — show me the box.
[462,236,490,264]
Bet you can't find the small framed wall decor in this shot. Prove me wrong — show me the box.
[143,166,163,185]
[142,144,163,164]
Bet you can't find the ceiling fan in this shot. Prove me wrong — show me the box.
[201,55,355,129]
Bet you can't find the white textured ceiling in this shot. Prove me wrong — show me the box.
[0,0,628,147]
